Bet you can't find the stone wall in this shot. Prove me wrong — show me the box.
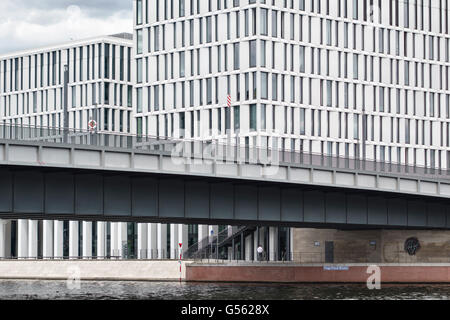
[292,228,450,263]
[0,260,193,281]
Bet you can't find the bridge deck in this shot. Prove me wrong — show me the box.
[0,126,449,229]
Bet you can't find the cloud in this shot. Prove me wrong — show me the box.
[0,0,133,55]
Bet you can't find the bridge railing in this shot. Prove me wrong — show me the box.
[0,123,448,181]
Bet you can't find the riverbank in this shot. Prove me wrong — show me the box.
[185,263,450,283]
[0,260,193,281]
[1,261,449,283]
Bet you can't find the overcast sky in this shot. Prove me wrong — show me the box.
[0,0,133,55]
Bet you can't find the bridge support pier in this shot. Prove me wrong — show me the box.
[138,223,147,259]
[69,221,79,259]
[82,222,92,259]
[170,224,178,259]
[253,229,258,261]
[110,222,118,258]
[157,223,167,259]
[54,221,64,259]
[97,222,106,259]
[269,227,278,261]
[18,220,28,259]
[198,225,209,249]
[117,222,127,259]
[147,223,157,259]
[0,220,6,258]
[43,220,53,259]
[28,220,38,259]
[245,234,253,261]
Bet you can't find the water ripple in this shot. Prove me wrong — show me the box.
[0,280,449,300]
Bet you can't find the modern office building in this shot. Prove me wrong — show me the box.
[0,33,134,133]
[133,0,450,171]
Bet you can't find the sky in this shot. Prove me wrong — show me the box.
[0,0,133,55]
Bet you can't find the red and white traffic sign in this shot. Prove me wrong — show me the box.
[88,119,97,131]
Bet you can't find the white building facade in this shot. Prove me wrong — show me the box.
[133,0,450,170]
[0,33,134,133]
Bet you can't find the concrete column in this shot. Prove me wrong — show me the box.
[269,227,278,261]
[231,238,235,260]
[53,221,64,259]
[18,220,28,259]
[245,234,253,261]
[147,223,157,259]
[82,221,92,259]
[198,225,209,249]
[43,220,53,259]
[0,220,6,258]
[69,221,79,259]
[97,222,106,259]
[4,221,11,258]
[170,224,178,259]
[241,232,245,260]
[253,229,258,261]
[157,223,167,259]
[289,227,294,261]
[110,222,117,257]
[137,223,148,259]
[227,225,233,237]
[178,224,189,256]
[117,222,127,259]
[28,220,38,259]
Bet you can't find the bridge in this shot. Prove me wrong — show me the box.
[0,124,449,230]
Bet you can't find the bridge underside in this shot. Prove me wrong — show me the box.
[0,166,449,230]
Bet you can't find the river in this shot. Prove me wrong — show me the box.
[0,280,449,300]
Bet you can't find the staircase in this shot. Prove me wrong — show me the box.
[185,226,256,260]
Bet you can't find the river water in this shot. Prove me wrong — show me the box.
[0,280,449,300]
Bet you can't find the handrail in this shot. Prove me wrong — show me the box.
[2,250,449,264]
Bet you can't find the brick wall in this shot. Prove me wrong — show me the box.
[292,228,450,263]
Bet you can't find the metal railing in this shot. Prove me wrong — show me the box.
[184,226,249,260]
[0,123,448,181]
[2,250,450,264]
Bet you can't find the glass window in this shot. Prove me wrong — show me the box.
[249,40,257,67]
[180,52,185,77]
[136,29,143,54]
[234,43,240,70]
[136,87,143,113]
[261,72,268,100]
[234,106,240,131]
[261,9,268,36]
[250,104,256,131]
[136,0,142,25]
[136,58,143,83]
[300,108,305,135]
[179,0,185,17]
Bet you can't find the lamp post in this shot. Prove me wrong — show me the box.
[63,65,69,143]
